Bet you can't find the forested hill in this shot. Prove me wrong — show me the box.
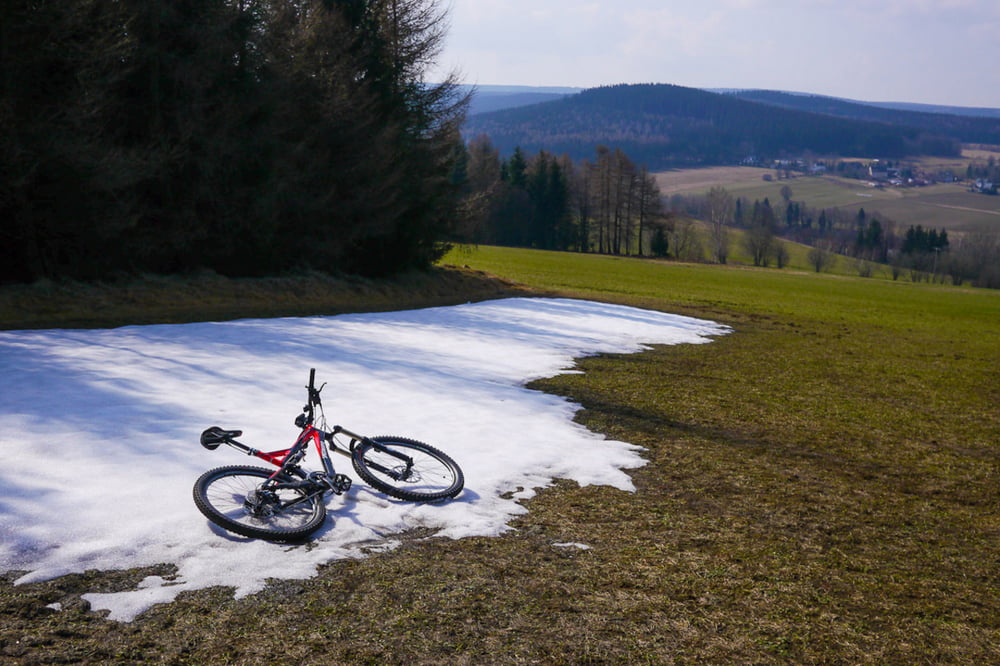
[463,83,961,169]
[729,90,1000,145]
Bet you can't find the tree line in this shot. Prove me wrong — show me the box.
[459,137,666,256]
[670,188,1000,288]
[459,138,1000,289]
[1,0,467,284]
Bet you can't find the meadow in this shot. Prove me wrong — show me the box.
[2,249,998,663]
[655,159,1000,234]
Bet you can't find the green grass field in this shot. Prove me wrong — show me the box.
[2,250,998,663]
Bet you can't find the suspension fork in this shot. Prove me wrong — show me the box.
[328,425,415,480]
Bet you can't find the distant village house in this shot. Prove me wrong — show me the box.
[971,178,996,194]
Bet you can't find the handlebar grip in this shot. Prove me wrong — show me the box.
[308,368,316,391]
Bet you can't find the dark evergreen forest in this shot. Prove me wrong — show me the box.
[464,84,962,169]
[1,0,468,283]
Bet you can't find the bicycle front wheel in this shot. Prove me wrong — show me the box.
[352,437,464,502]
[193,465,326,541]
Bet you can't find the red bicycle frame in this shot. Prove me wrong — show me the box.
[219,422,370,482]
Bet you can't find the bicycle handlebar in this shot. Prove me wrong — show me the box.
[305,368,324,411]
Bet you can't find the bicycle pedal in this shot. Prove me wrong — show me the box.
[331,474,352,495]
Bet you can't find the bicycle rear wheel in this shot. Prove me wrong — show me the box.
[351,437,464,502]
[193,465,326,541]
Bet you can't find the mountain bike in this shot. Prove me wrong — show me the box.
[193,369,464,541]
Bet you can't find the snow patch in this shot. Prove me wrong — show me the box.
[0,298,726,620]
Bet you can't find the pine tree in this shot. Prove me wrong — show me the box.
[506,147,528,189]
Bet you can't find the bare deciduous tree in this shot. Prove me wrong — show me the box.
[705,186,734,263]
[669,217,704,262]
[743,223,776,266]
[808,243,836,273]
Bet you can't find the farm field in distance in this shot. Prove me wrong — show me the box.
[656,149,1000,235]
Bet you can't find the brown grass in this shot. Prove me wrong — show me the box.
[1,252,998,664]
[654,166,775,195]
[0,267,532,331]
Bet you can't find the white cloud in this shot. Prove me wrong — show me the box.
[622,8,728,58]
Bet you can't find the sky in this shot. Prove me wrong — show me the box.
[433,0,1000,109]
[0,298,727,621]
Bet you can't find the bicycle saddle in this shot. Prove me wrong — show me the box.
[200,426,243,450]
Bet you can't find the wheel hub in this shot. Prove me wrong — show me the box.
[392,465,418,482]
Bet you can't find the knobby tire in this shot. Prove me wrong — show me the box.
[351,437,464,502]
[193,465,326,541]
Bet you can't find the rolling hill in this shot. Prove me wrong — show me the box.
[462,83,969,169]
[473,85,1000,120]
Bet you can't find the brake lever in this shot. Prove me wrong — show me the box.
[309,382,327,406]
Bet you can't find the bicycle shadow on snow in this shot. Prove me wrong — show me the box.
[308,484,485,545]
[199,485,484,551]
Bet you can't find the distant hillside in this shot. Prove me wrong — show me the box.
[464,85,580,115]
[866,100,1000,120]
[463,83,961,169]
[703,89,1000,120]
[729,90,1000,145]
